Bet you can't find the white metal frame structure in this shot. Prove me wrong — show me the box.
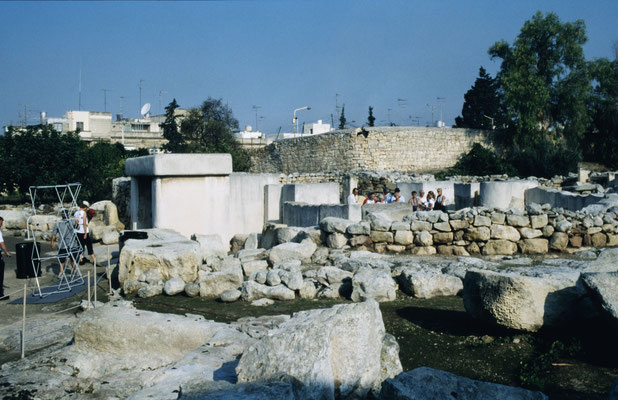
[26,183,85,297]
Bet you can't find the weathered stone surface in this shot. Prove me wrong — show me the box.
[242,259,269,277]
[386,244,406,253]
[608,233,618,246]
[326,232,348,249]
[542,224,555,237]
[346,221,371,235]
[464,226,490,241]
[269,239,317,264]
[449,219,469,230]
[482,240,517,255]
[317,266,354,285]
[394,230,414,245]
[184,282,200,297]
[474,215,491,227]
[274,259,302,271]
[555,220,573,232]
[391,221,411,231]
[530,214,548,229]
[192,234,229,261]
[414,231,433,246]
[275,227,303,244]
[349,234,372,247]
[570,235,583,248]
[433,232,454,244]
[582,272,618,323]
[212,256,242,273]
[490,225,520,242]
[163,277,186,296]
[236,300,400,400]
[244,232,259,250]
[350,267,396,302]
[138,283,163,298]
[119,229,201,287]
[266,269,282,286]
[411,246,437,255]
[220,289,242,303]
[583,248,618,272]
[463,269,591,331]
[102,230,119,245]
[550,232,569,251]
[230,234,248,253]
[518,238,549,254]
[320,217,353,234]
[241,281,296,301]
[199,269,243,298]
[280,268,303,290]
[591,232,607,247]
[399,271,463,298]
[380,367,548,400]
[299,279,318,299]
[506,214,530,227]
[433,221,451,232]
[410,220,432,232]
[370,231,394,243]
[526,203,544,216]
[252,298,275,306]
[367,212,393,231]
[238,248,268,262]
[73,302,226,371]
[519,227,543,239]
[491,212,506,224]
[437,245,470,256]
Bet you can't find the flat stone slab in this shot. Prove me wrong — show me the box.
[125,154,232,176]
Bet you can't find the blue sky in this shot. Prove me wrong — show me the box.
[1,0,616,134]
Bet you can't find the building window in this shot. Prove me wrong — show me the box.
[131,124,150,132]
[76,122,84,131]
[53,123,63,132]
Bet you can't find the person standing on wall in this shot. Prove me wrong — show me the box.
[74,201,96,266]
[0,217,12,300]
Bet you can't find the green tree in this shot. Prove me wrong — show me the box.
[178,98,251,171]
[161,98,184,153]
[455,67,504,130]
[367,106,375,127]
[489,11,591,150]
[338,105,346,129]
[584,57,618,167]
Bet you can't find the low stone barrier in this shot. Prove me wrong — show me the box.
[320,204,618,256]
[282,202,361,227]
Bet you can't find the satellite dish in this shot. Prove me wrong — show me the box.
[140,103,151,117]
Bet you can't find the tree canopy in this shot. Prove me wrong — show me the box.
[166,97,251,171]
[367,106,376,127]
[455,67,504,130]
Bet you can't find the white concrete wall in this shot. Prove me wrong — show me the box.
[454,182,480,209]
[524,187,606,211]
[480,180,538,210]
[264,184,283,222]
[229,173,280,237]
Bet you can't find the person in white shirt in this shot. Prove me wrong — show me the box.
[74,201,96,266]
[418,189,427,210]
[347,188,359,205]
[384,188,394,203]
[393,188,405,203]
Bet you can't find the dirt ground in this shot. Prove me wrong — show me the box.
[1,233,617,399]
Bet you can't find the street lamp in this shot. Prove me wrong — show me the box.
[483,115,495,130]
[293,106,311,136]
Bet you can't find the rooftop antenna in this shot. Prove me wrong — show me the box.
[437,97,446,124]
[426,104,436,125]
[158,90,167,114]
[415,116,422,126]
[397,98,407,125]
[138,79,145,116]
[252,105,261,131]
[141,103,151,119]
[78,57,82,111]
[101,88,111,112]
[119,96,125,117]
[335,93,342,116]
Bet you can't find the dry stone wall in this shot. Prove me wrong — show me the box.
[249,126,493,174]
[320,205,618,256]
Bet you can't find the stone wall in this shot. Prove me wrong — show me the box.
[319,205,618,256]
[249,126,492,174]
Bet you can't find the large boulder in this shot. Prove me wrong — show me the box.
[490,224,520,242]
[0,209,29,230]
[482,240,517,255]
[71,301,227,374]
[582,272,618,325]
[241,281,295,301]
[463,269,594,331]
[199,269,244,298]
[350,266,396,302]
[366,212,393,231]
[320,217,354,234]
[380,367,547,400]
[236,300,402,399]
[118,229,201,288]
[399,271,463,299]
[192,234,229,261]
[268,239,317,264]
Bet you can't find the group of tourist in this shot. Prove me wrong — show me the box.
[407,188,447,211]
[347,187,447,211]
